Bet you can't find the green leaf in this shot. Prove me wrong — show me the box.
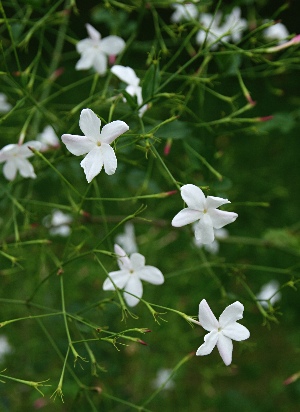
[142,62,161,102]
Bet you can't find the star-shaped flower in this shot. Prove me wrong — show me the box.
[171,184,238,244]
[76,24,125,75]
[43,209,73,237]
[196,299,250,365]
[103,244,164,307]
[263,22,289,44]
[0,141,41,181]
[61,108,129,183]
[111,65,147,117]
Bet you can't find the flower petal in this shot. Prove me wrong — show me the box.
[80,147,103,183]
[217,333,233,366]
[79,109,101,140]
[138,266,164,285]
[130,253,145,271]
[180,184,206,210]
[100,36,125,55]
[114,244,131,270]
[206,195,230,209]
[101,144,117,175]
[111,65,139,86]
[93,52,107,75]
[124,276,143,307]
[209,209,238,229]
[196,330,218,356]
[75,48,96,70]
[86,23,101,41]
[61,134,95,156]
[16,158,36,179]
[219,301,244,329]
[21,141,42,157]
[103,270,130,290]
[223,323,250,342]
[76,38,93,54]
[171,208,202,227]
[198,299,219,331]
[194,214,214,244]
[0,144,17,162]
[100,120,129,144]
[3,160,17,181]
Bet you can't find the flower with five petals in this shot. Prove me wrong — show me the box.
[0,141,41,181]
[103,244,164,307]
[196,299,250,365]
[61,108,129,183]
[76,24,125,75]
[171,184,238,244]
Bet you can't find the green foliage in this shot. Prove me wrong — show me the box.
[0,0,300,410]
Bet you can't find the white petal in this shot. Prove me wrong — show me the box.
[137,266,164,285]
[103,270,130,290]
[86,24,101,41]
[3,160,17,180]
[76,38,94,54]
[80,147,103,183]
[0,144,17,162]
[206,196,230,210]
[111,65,139,86]
[194,215,214,244]
[130,253,145,271]
[180,184,206,210]
[209,209,238,229]
[100,120,129,145]
[79,109,101,140]
[21,141,42,157]
[61,134,95,156]
[196,330,218,356]
[114,223,138,255]
[198,299,219,331]
[223,323,250,342]
[16,158,36,179]
[171,208,202,227]
[217,333,233,366]
[114,244,131,270]
[101,144,117,175]
[93,52,107,75]
[219,301,244,329]
[124,276,143,307]
[100,36,125,55]
[75,48,96,70]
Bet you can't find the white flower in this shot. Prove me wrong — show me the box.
[76,24,125,75]
[37,125,60,151]
[61,108,129,183]
[152,368,175,390]
[194,227,228,254]
[172,184,238,244]
[103,244,164,307]
[43,209,73,237]
[0,335,12,362]
[196,8,247,48]
[0,93,12,113]
[111,65,147,117]
[0,141,41,181]
[263,22,289,44]
[171,2,198,23]
[256,280,281,308]
[115,222,138,255]
[196,299,250,366]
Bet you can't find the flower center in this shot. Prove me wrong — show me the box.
[96,141,101,147]
[203,209,207,214]
[129,269,134,274]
